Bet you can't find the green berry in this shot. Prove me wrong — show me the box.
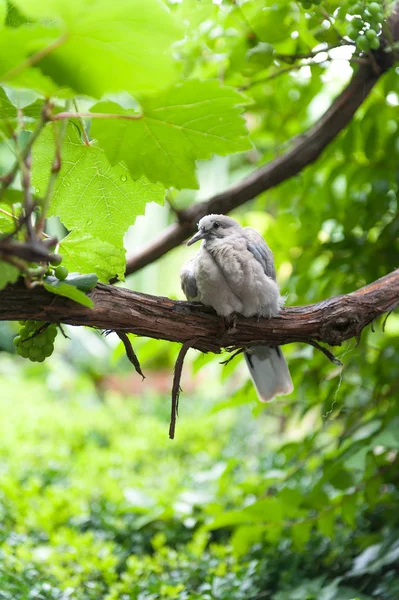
[49,254,62,266]
[42,344,54,358]
[366,28,377,39]
[54,266,68,280]
[356,35,370,51]
[351,17,364,31]
[13,335,21,346]
[369,36,380,49]
[353,3,363,15]
[47,327,58,340]
[368,2,382,16]
[29,346,43,361]
[17,345,29,358]
[347,26,359,40]
[34,334,48,348]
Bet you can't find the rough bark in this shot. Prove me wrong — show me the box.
[125,44,396,276]
[1,269,398,355]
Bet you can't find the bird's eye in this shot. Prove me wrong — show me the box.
[213,222,220,229]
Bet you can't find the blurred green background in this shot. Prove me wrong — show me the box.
[1,0,399,598]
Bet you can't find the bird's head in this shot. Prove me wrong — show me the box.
[187,214,241,246]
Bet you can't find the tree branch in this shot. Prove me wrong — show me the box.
[125,45,396,276]
[1,269,398,354]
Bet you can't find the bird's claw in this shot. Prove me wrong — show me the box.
[222,313,237,333]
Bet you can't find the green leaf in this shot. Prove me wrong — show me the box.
[239,0,297,44]
[0,86,42,134]
[291,520,312,551]
[372,417,399,448]
[0,0,6,26]
[317,511,335,538]
[0,260,19,290]
[13,0,183,97]
[231,525,263,557]
[91,80,251,189]
[0,25,61,95]
[43,278,94,308]
[206,498,284,530]
[59,231,126,283]
[341,494,357,527]
[0,202,16,232]
[32,123,165,246]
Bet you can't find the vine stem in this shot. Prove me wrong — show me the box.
[0,101,51,201]
[73,99,90,146]
[50,111,142,121]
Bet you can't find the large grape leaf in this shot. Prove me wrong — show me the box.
[91,80,252,190]
[32,123,165,246]
[0,25,62,96]
[59,231,126,283]
[13,0,183,97]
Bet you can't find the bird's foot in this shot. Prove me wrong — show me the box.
[222,313,238,334]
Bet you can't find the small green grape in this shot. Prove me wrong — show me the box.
[29,346,44,361]
[368,2,383,16]
[54,266,68,280]
[353,3,364,15]
[366,28,377,39]
[357,35,370,51]
[369,36,380,49]
[17,345,29,358]
[49,254,62,266]
[347,26,359,40]
[47,327,58,341]
[351,17,364,31]
[42,344,54,358]
[15,321,58,362]
[34,334,48,348]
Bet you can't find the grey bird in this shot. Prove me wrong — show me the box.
[180,214,293,402]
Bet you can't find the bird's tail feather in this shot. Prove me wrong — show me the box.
[244,346,293,402]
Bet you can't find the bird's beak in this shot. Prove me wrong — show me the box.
[187,231,205,246]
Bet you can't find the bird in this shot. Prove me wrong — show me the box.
[180,214,293,402]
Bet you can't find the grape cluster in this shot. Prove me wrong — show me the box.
[14,321,58,362]
[347,1,385,51]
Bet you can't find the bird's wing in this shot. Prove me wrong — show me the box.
[243,227,276,281]
[180,259,199,301]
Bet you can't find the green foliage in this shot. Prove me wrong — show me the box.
[32,123,166,247]
[0,370,397,599]
[11,0,183,96]
[59,232,125,284]
[91,81,251,189]
[0,0,398,595]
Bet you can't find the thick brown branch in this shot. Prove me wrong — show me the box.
[0,269,398,354]
[125,45,396,276]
